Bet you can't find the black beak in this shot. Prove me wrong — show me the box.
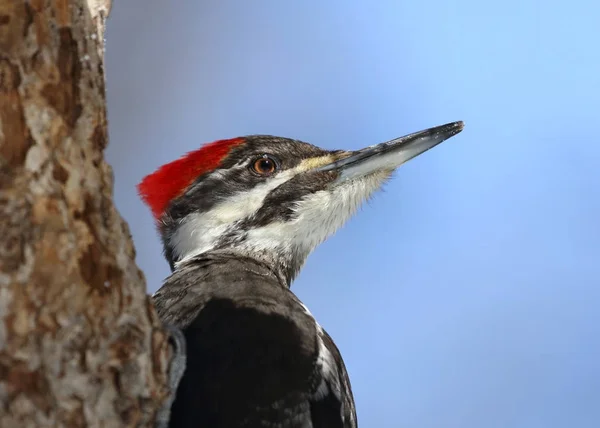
[316,121,464,182]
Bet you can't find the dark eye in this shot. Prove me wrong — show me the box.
[250,155,278,176]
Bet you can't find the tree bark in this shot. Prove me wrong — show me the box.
[0,1,170,426]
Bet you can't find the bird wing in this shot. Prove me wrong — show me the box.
[309,327,357,428]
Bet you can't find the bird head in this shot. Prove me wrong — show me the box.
[138,121,464,285]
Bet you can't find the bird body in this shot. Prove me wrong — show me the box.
[138,123,464,427]
[153,254,355,427]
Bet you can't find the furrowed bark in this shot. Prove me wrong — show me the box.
[0,1,170,426]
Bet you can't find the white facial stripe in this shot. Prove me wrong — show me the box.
[209,172,292,223]
[242,171,390,256]
[172,159,331,266]
[172,158,390,268]
[171,218,231,265]
[172,170,292,265]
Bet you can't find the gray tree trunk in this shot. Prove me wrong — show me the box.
[0,1,170,426]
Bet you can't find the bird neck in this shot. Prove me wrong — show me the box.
[174,248,304,289]
[155,251,293,328]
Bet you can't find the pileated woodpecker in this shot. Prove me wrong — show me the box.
[138,122,464,428]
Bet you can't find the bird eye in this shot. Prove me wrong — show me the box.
[250,155,278,176]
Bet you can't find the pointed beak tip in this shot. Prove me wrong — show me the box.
[431,120,464,143]
[445,120,465,136]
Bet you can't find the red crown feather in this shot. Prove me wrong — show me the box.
[137,137,245,220]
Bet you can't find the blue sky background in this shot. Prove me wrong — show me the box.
[105,2,600,426]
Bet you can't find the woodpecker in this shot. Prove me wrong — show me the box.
[139,121,464,428]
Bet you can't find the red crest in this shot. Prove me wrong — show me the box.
[137,138,245,220]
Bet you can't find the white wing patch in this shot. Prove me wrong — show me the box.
[314,324,341,401]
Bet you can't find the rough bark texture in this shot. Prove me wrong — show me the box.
[0,1,170,426]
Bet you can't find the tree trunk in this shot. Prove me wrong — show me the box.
[0,1,170,426]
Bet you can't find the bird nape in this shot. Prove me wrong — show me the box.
[139,121,464,428]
